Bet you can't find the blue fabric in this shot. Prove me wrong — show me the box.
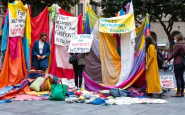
[120,9,125,16]
[0,100,12,104]
[92,98,108,105]
[1,13,9,66]
[0,86,13,96]
[66,91,75,96]
[27,73,44,79]
[32,40,50,68]
[22,37,31,70]
[83,12,91,34]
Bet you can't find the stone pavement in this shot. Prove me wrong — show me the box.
[0,71,185,115]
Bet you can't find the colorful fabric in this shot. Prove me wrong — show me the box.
[0,37,27,89]
[100,33,121,86]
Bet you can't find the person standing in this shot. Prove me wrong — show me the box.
[165,34,185,97]
[145,36,162,97]
[70,53,85,90]
[32,32,50,72]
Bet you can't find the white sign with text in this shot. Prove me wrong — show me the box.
[160,76,175,88]
[55,14,78,46]
[9,9,27,37]
[68,34,93,53]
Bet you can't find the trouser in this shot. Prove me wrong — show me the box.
[72,62,85,88]
[174,63,184,93]
[35,61,46,72]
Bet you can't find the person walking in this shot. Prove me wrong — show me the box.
[145,36,162,97]
[165,34,185,97]
[32,32,50,72]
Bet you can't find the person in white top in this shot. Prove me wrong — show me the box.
[32,32,50,72]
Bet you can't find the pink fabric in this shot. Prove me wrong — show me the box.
[9,37,19,60]
[14,94,48,101]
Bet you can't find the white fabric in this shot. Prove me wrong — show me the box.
[55,45,73,69]
[116,32,135,85]
[38,40,44,54]
[91,21,100,59]
[116,1,136,85]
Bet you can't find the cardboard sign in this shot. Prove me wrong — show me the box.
[55,14,78,46]
[68,34,93,53]
[99,14,135,33]
[160,76,175,88]
[9,9,26,37]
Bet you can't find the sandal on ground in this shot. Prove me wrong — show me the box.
[171,93,181,97]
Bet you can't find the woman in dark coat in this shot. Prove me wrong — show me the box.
[32,32,50,72]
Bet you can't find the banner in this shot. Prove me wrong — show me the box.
[55,14,78,46]
[9,9,27,37]
[99,14,135,34]
[68,34,93,53]
[160,76,175,88]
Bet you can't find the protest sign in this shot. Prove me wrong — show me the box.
[55,14,78,46]
[9,9,27,37]
[160,76,175,88]
[99,14,135,34]
[68,34,93,53]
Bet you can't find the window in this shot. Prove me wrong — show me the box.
[78,4,83,16]
[92,5,97,15]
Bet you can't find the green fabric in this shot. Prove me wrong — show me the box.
[29,77,45,92]
[49,84,67,101]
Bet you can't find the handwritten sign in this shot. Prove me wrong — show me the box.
[55,14,78,46]
[68,34,93,53]
[99,14,135,33]
[9,9,26,37]
[160,76,175,88]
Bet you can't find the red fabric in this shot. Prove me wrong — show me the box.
[48,22,74,79]
[30,8,49,68]
[48,8,83,79]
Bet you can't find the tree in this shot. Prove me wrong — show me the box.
[1,0,79,17]
[90,0,185,46]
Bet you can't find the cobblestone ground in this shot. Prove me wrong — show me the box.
[0,71,185,115]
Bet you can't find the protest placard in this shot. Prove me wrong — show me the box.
[68,34,93,53]
[160,76,175,88]
[99,14,135,34]
[55,14,78,46]
[9,9,27,37]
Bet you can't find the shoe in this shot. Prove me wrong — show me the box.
[181,92,184,97]
[171,91,181,97]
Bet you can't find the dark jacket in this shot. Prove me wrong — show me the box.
[168,41,185,65]
[32,40,50,68]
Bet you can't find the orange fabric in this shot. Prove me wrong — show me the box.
[19,85,31,94]
[0,37,27,89]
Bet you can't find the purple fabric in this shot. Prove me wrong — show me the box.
[125,2,130,14]
[83,47,145,91]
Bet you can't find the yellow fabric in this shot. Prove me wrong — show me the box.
[100,33,121,86]
[87,5,96,15]
[42,78,51,91]
[25,6,31,45]
[8,1,27,19]
[99,14,135,33]
[146,45,162,93]
[26,91,49,96]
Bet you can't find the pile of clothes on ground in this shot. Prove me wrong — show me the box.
[0,70,168,105]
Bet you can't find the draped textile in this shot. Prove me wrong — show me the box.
[83,7,102,82]
[100,33,121,86]
[83,14,150,91]
[0,37,27,89]
[48,8,82,79]
[30,8,49,69]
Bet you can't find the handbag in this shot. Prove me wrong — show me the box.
[69,54,79,64]
[49,80,67,101]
